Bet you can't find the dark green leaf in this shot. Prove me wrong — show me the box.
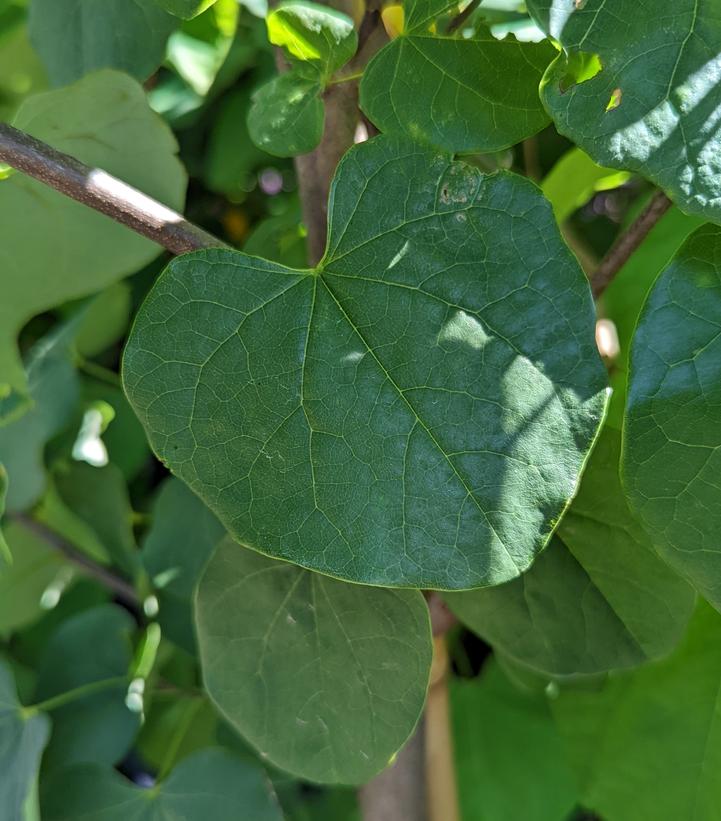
[527,0,721,224]
[29,0,177,86]
[0,659,50,820]
[0,69,186,413]
[248,72,324,157]
[33,604,139,770]
[624,224,721,610]
[143,478,225,652]
[123,135,607,589]
[446,427,695,675]
[360,22,554,153]
[452,660,578,821]
[195,538,432,783]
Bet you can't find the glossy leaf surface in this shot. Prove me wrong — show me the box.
[123,135,607,590]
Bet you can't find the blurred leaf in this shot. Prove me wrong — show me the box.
[41,748,284,820]
[28,0,177,86]
[248,72,323,157]
[0,16,46,121]
[446,426,695,676]
[33,604,138,771]
[0,69,186,415]
[0,465,11,565]
[143,478,225,653]
[244,206,308,268]
[541,147,630,223]
[73,283,132,359]
[195,538,432,784]
[624,224,721,611]
[0,520,71,635]
[157,0,219,19]
[451,659,577,821]
[552,603,721,820]
[360,18,554,153]
[0,659,50,821]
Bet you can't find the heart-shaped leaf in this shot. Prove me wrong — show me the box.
[527,0,721,224]
[195,538,432,783]
[624,224,721,610]
[123,135,607,589]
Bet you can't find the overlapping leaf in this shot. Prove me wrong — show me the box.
[360,0,554,153]
[527,0,721,224]
[29,0,177,85]
[195,538,432,783]
[123,135,607,589]
[624,224,721,610]
[446,427,695,675]
[0,70,186,417]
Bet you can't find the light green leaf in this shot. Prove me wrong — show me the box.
[143,478,225,652]
[446,427,695,675]
[528,0,721,224]
[0,660,50,821]
[244,206,308,268]
[552,603,721,821]
[41,748,283,820]
[267,1,357,79]
[624,224,721,610]
[156,0,219,19]
[541,147,630,223]
[452,660,577,821]
[0,520,71,635]
[195,538,432,783]
[122,135,607,590]
[360,25,554,153]
[28,0,177,86]
[0,465,11,565]
[0,69,186,414]
[247,72,323,157]
[0,322,80,507]
[33,604,139,771]
[73,283,133,359]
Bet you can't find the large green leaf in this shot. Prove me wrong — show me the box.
[195,538,432,783]
[446,427,695,675]
[28,0,177,86]
[143,477,225,652]
[123,135,607,590]
[452,660,578,821]
[624,224,721,610]
[41,747,283,820]
[527,0,721,224]
[0,70,186,415]
[0,659,50,820]
[360,6,554,153]
[33,604,139,770]
[156,0,219,19]
[552,603,721,820]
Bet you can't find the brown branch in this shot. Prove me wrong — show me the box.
[446,0,481,34]
[0,123,226,255]
[592,190,671,298]
[12,513,139,608]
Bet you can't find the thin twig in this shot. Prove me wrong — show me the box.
[0,123,226,255]
[12,513,139,607]
[592,190,672,298]
[446,0,481,34]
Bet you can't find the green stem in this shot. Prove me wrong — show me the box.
[328,70,364,85]
[22,676,129,718]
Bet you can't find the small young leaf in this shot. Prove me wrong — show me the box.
[446,427,695,675]
[248,72,324,157]
[29,0,177,86]
[33,604,139,771]
[267,1,357,79]
[624,224,721,611]
[143,478,226,652]
[195,538,432,783]
[41,748,283,820]
[0,70,186,413]
[123,135,607,590]
[452,660,578,821]
[360,19,554,153]
[0,660,50,820]
[528,0,721,224]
